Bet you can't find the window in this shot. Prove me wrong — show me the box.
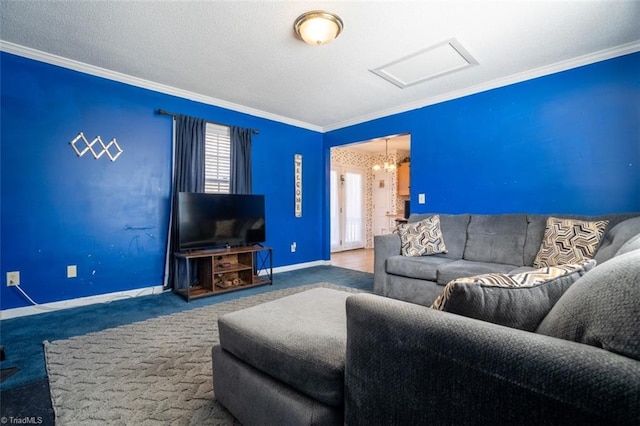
[204,123,231,193]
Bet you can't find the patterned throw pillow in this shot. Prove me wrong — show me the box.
[533,217,608,267]
[396,215,448,257]
[430,260,596,331]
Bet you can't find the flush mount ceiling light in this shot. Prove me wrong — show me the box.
[294,10,343,46]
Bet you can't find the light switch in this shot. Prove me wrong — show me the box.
[418,193,426,204]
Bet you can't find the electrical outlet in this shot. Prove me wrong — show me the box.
[6,271,20,286]
[291,242,297,253]
[67,265,77,278]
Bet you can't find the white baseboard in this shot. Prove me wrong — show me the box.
[1,260,332,320]
[0,285,165,320]
[271,259,331,274]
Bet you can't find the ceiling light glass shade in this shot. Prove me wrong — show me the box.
[372,138,396,172]
[372,162,396,172]
[294,11,343,46]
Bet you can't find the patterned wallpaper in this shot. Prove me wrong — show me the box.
[331,147,410,248]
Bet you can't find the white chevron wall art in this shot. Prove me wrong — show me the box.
[70,132,123,162]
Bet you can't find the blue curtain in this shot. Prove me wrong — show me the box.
[164,115,206,289]
[230,126,253,194]
[174,115,206,193]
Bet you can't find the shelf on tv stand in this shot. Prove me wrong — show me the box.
[173,245,273,302]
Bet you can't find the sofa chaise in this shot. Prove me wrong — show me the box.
[346,244,640,424]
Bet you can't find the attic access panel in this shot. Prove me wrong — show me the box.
[370,38,477,89]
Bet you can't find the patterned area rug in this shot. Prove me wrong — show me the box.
[44,283,363,425]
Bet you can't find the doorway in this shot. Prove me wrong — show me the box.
[330,166,365,252]
[329,134,411,270]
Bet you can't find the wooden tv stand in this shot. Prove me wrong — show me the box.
[173,245,272,302]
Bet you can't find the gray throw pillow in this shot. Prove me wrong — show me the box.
[536,249,640,361]
[431,261,596,332]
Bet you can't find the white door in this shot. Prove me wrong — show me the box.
[373,171,392,236]
[330,169,341,251]
[331,166,365,252]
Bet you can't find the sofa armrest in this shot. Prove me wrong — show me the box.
[373,234,401,295]
[345,293,640,425]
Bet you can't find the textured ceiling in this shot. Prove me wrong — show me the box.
[1,1,639,132]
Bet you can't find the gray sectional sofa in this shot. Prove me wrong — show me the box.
[346,245,640,425]
[374,212,640,306]
[213,212,640,425]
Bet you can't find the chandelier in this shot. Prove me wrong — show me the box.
[372,139,396,172]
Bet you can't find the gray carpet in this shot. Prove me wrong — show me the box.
[44,283,364,425]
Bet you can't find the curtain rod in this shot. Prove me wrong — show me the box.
[156,109,259,135]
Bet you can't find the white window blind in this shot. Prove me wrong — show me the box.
[204,123,231,193]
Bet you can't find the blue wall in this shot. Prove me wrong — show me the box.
[0,52,324,310]
[2,51,639,310]
[325,52,640,220]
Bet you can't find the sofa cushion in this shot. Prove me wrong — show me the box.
[524,215,551,266]
[218,288,351,406]
[397,215,447,257]
[436,260,516,285]
[463,214,527,266]
[536,250,640,361]
[533,217,608,268]
[409,214,470,259]
[616,233,640,256]
[507,266,536,274]
[431,260,596,331]
[595,217,640,263]
[386,255,454,281]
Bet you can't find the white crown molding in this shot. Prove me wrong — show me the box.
[0,40,323,133]
[322,40,640,132]
[2,39,638,134]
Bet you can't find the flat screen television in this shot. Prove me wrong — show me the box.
[178,192,266,251]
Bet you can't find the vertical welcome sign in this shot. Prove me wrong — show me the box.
[294,154,302,217]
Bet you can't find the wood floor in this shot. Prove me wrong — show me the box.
[330,248,374,273]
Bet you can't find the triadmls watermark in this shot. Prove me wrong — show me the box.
[1,417,43,425]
